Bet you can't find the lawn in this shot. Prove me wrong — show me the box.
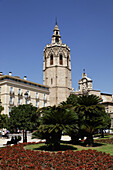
[25,142,113,155]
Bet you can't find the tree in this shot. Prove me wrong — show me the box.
[8,104,40,142]
[33,105,78,150]
[75,95,111,146]
[0,105,4,113]
[0,105,8,129]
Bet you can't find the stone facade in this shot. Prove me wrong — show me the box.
[43,23,71,106]
[0,73,49,115]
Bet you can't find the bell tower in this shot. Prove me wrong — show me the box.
[43,22,72,106]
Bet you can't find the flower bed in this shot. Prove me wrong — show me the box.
[0,142,113,169]
[95,137,113,144]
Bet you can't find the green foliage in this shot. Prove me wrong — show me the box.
[0,105,4,113]
[0,114,8,129]
[33,105,78,150]
[0,105,8,129]
[75,95,111,146]
[8,104,39,132]
[64,94,111,146]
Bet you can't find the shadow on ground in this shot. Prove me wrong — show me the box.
[60,140,104,147]
[32,143,77,151]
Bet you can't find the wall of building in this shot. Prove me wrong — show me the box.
[0,77,49,115]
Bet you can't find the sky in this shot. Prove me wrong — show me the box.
[0,0,113,94]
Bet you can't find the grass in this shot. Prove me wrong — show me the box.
[94,134,113,139]
[25,141,113,155]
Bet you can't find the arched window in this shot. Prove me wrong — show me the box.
[59,54,63,65]
[55,37,59,43]
[50,55,53,65]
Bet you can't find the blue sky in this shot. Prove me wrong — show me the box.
[0,0,113,94]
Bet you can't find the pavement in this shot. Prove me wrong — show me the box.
[0,133,71,148]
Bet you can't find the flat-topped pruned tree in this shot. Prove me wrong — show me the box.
[8,104,40,142]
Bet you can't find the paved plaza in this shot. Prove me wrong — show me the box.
[0,133,71,148]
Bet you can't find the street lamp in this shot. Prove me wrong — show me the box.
[24,92,28,104]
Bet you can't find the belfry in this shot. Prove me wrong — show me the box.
[43,22,72,106]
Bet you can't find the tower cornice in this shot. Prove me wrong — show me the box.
[43,43,70,52]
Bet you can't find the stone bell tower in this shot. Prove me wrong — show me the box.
[43,22,72,106]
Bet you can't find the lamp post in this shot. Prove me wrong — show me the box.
[24,92,28,104]
[23,92,29,143]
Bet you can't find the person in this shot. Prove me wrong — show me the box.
[2,130,5,138]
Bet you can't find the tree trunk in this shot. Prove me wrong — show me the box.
[23,130,27,143]
[101,129,104,138]
[85,133,94,147]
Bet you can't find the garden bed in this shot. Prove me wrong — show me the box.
[0,142,113,169]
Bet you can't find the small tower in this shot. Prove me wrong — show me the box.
[78,70,93,94]
[43,22,72,106]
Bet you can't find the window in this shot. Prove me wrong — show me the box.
[59,54,63,65]
[18,89,21,95]
[44,94,46,100]
[50,55,53,65]
[10,96,13,104]
[36,101,38,107]
[18,98,21,105]
[43,101,46,107]
[9,107,11,114]
[56,31,58,35]
[51,78,53,85]
[55,37,59,43]
[10,87,13,94]
[36,92,39,99]
[26,99,29,104]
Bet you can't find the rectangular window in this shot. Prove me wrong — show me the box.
[36,101,38,107]
[44,94,46,100]
[9,107,11,113]
[10,96,13,104]
[18,98,21,105]
[26,99,29,104]
[43,101,46,107]
[18,89,21,95]
[36,92,39,99]
[10,87,13,92]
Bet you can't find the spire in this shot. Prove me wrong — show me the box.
[51,21,62,44]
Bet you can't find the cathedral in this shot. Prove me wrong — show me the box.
[0,22,113,128]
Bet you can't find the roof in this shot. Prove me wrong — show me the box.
[0,75,49,90]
